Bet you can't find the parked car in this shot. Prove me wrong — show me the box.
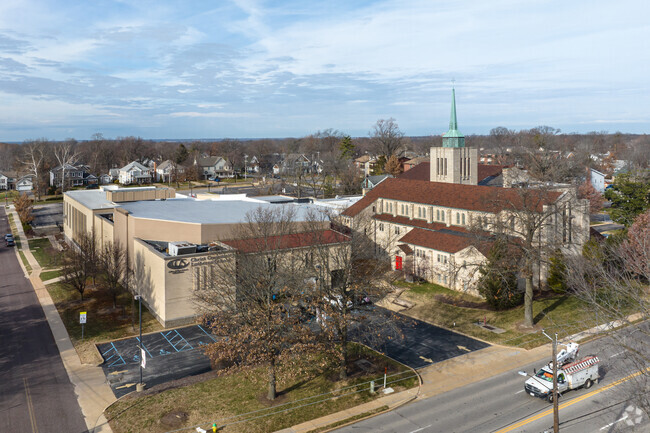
[6,237,15,247]
[85,184,99,189]
[5,233,14,242]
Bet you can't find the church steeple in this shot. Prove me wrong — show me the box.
[442,86,465,148]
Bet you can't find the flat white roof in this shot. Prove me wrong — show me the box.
[65,190,116,210]
[119,198,329,224]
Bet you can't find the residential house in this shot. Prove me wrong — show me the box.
[354,155,378,176]
[118,161,152,185]
[281,154,311,174]
[0,171,16,190]
[16,175,34,192]
[156,160,186,182]
[99,174,112,185]
[50,164,90,188]
[590,168,605,193]
[194,156,233,179]
[361,174,392,195]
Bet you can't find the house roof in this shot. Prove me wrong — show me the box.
[363,174,392,188]
[404,156,429,166]
[399,227,492,256]
[157,160,185,171]
[120,161,149,172]
[342,178,562,217]
[221,229,349,253]
[196,156,223,167]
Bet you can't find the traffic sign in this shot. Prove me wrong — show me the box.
[79,312,87,324]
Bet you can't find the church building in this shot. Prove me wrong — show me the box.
[341,88,589,295]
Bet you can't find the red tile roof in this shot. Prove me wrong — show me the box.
[398,162,506,183]
[222,229,350,253]
[373,213,473,234]
[477,164,506,181]
[398,162,430,181]
[398,228,475,254]
[398,228,494,256]
[342,178,561,217]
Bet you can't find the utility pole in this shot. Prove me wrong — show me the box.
[543,330,559,433]
[135,294,144,392]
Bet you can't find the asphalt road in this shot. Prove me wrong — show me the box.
[335,325,649,432]
[0,210,87,433]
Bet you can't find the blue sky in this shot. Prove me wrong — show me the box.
[0,0,648,141]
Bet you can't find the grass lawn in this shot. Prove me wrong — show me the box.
[18,251,32,273]
[39,269,61,281]
[397,281,601,348]
[29,237,61,269]
[105,343,418,433]
[46,282,163,364]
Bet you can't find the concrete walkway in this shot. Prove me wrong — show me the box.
[6,206,115,433]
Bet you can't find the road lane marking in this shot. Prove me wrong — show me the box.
[494,367,650,433]
[116,383,137,390]
[610,351,625,358]
[457,345,471,352]
[419,356,433,363]
[24,378,39,433]
[514,389,525,394]
[408,425,432,433]
[599,414,628,430]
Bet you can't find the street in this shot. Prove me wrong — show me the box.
[335,325,649,432]
[0,209,87,433]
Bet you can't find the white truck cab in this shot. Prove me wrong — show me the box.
[524,355,600,402]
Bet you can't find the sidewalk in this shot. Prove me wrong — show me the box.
[6,206,116,433]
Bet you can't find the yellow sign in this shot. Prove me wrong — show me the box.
[80,312,87,324]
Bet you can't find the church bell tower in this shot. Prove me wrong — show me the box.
[430,87,478,185]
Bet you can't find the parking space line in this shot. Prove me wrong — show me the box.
[197,325,217,342]
[161,329,193,352]
[101,342,126,367]
[136,337,153,359]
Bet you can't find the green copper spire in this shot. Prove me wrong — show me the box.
[442,86,465,148]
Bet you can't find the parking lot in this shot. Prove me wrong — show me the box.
[31,203,63,228]
[98,309,489,397]
[97,325,216,398]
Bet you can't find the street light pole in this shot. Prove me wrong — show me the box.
[543,330,559,433]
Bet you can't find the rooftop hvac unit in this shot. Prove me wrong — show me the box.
[168,241,196,256]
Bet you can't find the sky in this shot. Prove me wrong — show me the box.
[0,0,648,141]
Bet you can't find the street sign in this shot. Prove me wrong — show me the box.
[79,312,87,324]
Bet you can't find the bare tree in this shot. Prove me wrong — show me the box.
[53,139,79,192]
[370,118,405,158]
[565,217,649,415]
[19,139,47,201]
[197,206,320,401]
[472,186,587,327]
[99,241,127,309]
[305,211,393,379]
[60,233,94,301]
